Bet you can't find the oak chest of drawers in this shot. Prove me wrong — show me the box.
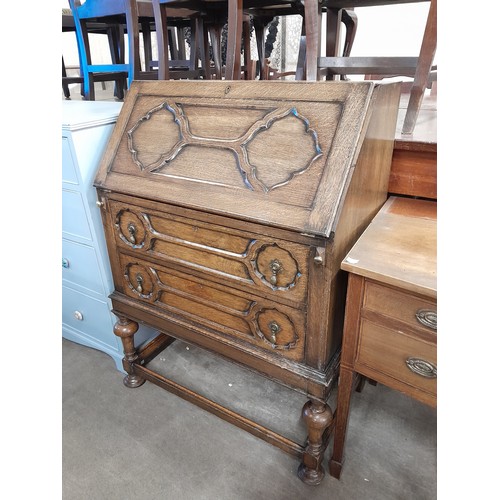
[329,196,437,479]
[94,80,401,484]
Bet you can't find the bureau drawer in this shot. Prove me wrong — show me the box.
[62,138,79,186]
[117,253,306,361]
[62,286,116,350]
[63,189,92,242]
[363,281,437,333]
[108,199,311,306]
[356,319,437,398]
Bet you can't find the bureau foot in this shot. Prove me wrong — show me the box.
[113,316,146,388]
[297,400,333,485]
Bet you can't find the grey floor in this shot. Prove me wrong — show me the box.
[62,337,437,500]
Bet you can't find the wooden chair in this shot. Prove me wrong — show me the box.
[63,7,125,99]
[303,0,437,134]
[151,0,211,80]
[68,0,144,100]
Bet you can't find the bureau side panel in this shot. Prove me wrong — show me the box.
[320,83,401,367]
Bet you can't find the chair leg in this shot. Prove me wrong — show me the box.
[225,0,243,80]
[304,0,323,81]
[295,16,306,81]
[253,16,274,80]
[62,57,71,99]
[209,21,223,79]
[402,0,437,134]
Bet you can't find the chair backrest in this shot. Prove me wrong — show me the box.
[68,0,141,96]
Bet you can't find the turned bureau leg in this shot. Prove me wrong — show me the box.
[113,316,146,388]
[297,399,333,485]
[328,366,356,479]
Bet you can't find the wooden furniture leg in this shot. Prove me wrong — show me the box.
[328,366,356,478]
[402,0,437,134]
[297,399,333,485]
[152,0,170,79]
[294,17,307,80]
[253,16,274,80]
[225,0,243,80]
[209,21,223,80]
[304,0,322,81]
[113,316,146,388]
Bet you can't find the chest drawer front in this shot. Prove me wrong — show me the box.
[108,200,310,306]
[62,138,79,186]
[62,286,116,350]
[363,281,436,333]
[357,319,436,397]
[117,253,306,361]
[62,239,105,296]
[63,189,92,242]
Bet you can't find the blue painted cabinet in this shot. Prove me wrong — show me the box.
[62,100,157,371]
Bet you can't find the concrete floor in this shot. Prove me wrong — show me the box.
[62,338,436,500]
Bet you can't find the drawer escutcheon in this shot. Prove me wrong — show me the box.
[415,309,437,330]
[405,357,437,378]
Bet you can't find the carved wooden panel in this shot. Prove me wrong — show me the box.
[119,253,306,361]
[95,81,376,236]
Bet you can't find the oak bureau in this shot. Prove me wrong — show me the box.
[94,80,401,484]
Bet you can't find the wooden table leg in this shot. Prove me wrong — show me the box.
[329,365,356,478]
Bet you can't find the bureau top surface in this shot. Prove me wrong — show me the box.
[341,196,437,298]
[62,100,123,131]
[94,80,396,237]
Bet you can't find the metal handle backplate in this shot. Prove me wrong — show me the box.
[406,357,437,378]
[415,309,437,330]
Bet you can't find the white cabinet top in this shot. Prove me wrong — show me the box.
[62,101,123,131]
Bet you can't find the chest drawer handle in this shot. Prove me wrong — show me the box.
[127,223,137,244]
[405,357,437,378]
[269,321,281,344]
[415,309,437,330]
[62,258,70,269]
[135,274,144,294]
[269,260,283,286]
[73,311,84,321]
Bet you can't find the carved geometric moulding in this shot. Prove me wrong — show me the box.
[127,102,322,193]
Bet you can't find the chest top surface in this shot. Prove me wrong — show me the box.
[62,100,123,131]
[341,196,437,298]
[94,80,381,237]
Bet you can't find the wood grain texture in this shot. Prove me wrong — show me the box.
[389,148,437,199]
[340,196,437,298]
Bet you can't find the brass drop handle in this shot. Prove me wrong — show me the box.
[405,357,437,378]
[269,321,281,344]
[136,274,143,294]
[127,223,137,244]
[269,259,283,286]
[415,309,437,330]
